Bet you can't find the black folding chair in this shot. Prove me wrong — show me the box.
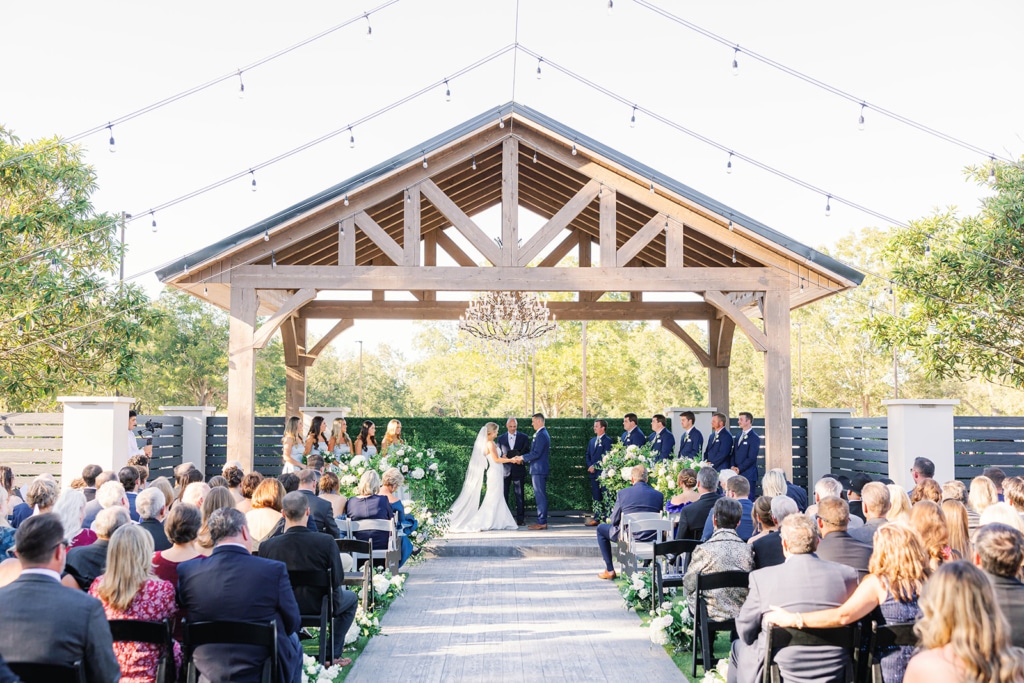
[652,539,701,604]
[6,662,84,683]
[337,538,373,611]
[691,571,748,678]
[866,621,917,683]
[183,620,278,683]
[763,623,861,683]
[108,618,175,683]
[288,568,334,666]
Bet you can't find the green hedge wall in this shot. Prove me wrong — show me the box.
[360,417,653,512]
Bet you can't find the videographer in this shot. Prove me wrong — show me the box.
[127,410,153,458]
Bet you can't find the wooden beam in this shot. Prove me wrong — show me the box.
[299,300,716,321]
[404,186,421,266]
[599,187,616,267]
[281,317,299,367]
[422,230,437,301]
[518,179,601,266]
[228,287,258,472]
[660,319,712,367]
[537,231,579,267]
[251,288,316,350]
[339,218,356,266]
[665,217,684,268]
[709,317,736,367]
[763,288,793,475]
[235,265,785,293]
[420,179,501,266]
[433,229,477,267]
[708,366,730,417]
[353,212,404,266]
[501,137,519,267]
[284,317,306,419]
[578,233,592,303]
[704,290,768,352]
[304,319,355,366]
[617,214,663,267]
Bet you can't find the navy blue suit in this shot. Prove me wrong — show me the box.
[704,428,734,471]
[732,429,761,498]
[621,427,646,448]
[523,426,551,525]
[497,430,531,524]
[678,427,704,461]
[177,544,302,683]
[596,481,665,572]
[648,428,676,462]
[586,433,613,503]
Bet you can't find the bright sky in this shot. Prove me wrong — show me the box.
[5,1,1022,359]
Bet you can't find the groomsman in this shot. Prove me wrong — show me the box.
[497,418,530,527]
[704,412,733,471]
[731,411,760,499]
[678,411,704,461]
[585,419,613,526]
[621,413,646,447]
[648,414,676,462]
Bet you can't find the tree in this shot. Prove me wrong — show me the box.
[0,127,154,410]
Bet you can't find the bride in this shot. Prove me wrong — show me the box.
[448,422,520,532]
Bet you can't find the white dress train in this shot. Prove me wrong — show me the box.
[448,427,519,532]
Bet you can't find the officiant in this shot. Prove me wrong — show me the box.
[497,418,530,527]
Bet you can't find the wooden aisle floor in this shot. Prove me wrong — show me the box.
[346,523,688,683]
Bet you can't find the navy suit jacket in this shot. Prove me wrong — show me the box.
[177,544,302,683]
[609,482,665,542]
[523,427,550,476]
[732,429,760,483]
[496,431,530,479]
[678,427,704,460]
[300,489,342,539]
[648,429,676,462]
[621,427,646,448]
[586,434,613,470]
[704,428,734,470]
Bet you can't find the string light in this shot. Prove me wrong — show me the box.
[263,229,270,242]
[571,142,577,156]
[270,250,277,268]
[498,115,505,129]
[203,286,208,295]
[536,58,543,79]
[799,277,805,291]
[184,261,190,275]
[731,247,737,264]
[649,179,655,193]
[250,170,257,192]
[532,149,538,164]
[607,0,614,12]
[422,154,429,169]
[349,127,355,148]
[728,217,734,231]
[237,71,245,99]
[406,188,411,203]
[732,47,739,75]
[150,212,157,232]
[726,152,733,174]
[858,103,866,131]
[444,79,451,102]
[343,194,350,206]
[990,157,997,184]
[924,238,931,257]
[107,124,116,153]
[364,14,372,39]
[629,105,637,128]
[471,155,477,171]
[825,194,832,217]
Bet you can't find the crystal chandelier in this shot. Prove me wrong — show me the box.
[458,291,556,367]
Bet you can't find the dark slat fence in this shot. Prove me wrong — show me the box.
[728,417,809,491]
[137,415,184,481]
[1,413,64,486]
[205,416,287,479]
[830,417,889,478]
[954,417,1024,483]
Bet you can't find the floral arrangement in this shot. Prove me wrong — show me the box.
[648,457,705,499]
[300,654,342,683]
[619,570,655,611]
[648,597,694,650]
[404,499,448,552]
[701,659,729,683]
[344,567,407,643]
[595,443,655,520]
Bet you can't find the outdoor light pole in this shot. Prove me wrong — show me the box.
[356,340,363,416]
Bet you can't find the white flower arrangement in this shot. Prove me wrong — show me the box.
[401,464,409,473]
[620,468,633,482]
[410,467,425,480]
[372,573,392,595]
[428,462,438,471]
[349,455,366,468]
[701,659,729,682]
[301,654,341,683]
[649,614,674,645]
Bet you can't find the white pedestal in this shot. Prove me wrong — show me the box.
[800,408,854,489]
[882,399,959,489]
[300,407,352,435]
[667,407,717,456]
[58,396,136,488]
[160,406,216,473]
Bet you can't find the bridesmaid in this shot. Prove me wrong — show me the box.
[328,418,353,459]
[281,416,305,473]
[379,419,403,457]
[304,416,329,458]
[354,420,378,456]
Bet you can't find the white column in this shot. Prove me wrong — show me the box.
[800,408,854,489]
[160,406,216,473]
[300,407,352,435]
[667,407,717,456]
[58,396,136,487]
[882,399,959,489]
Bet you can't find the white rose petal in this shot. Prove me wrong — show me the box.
[410,468,425,480]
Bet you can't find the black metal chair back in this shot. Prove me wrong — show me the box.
[288,567,335,665]
[108,618,175,683]
[763,623,861,683]
[7,662,84,683]
[652,539,701,605]
[867,621,917,683]
[691,571,749,678]
[183,620,278,683]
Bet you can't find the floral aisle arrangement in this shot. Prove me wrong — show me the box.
[344,567,408,644]
[595,443,655,520]
[619,570,655,611]
[701,659,729,683]
[300,655,342,683]
[648,597,694,650]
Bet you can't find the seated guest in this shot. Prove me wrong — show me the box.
[118,465,142,521]
[886,484,913,523]
[666,468,701,514]
[675,466,721,541]
[941,499,971,560]
[0,514,120,682]
[223,465,246,505]
[380,468,417,566]
[683,497,754,620]
[89,524,181,682]
[980,502,1024,534]
[0,467,23,510]
[136,487,172,552]
[941,479,968,505]
[910,478,943,505]
[245,479,286,551]
[207,475,229,489]
[904,561,1024,683]
[181,481,210,509]
[814,496,873,579]
[196,487,238,551]
[984,467,1007,501]
[972,523,1024,647]
[728,514,859,683]
[910,500,954,570]
[909,456,936,490]
[596,464,663,580]
[81,464,103,502]
[236,472,264,514]
[968,475,999,532]
[318,472,347,519]
[767,523,930,683]
[279,472,300,494]
[763,468,808,513]
[10,477,57,528]
[847,473,872,522]
[849,482,891,545]
[750,496,798,569]
[747,496,776,544]
[149,476,175,511]
[806,476,863,529]
[297,469,342,538]
[53,488,95,549]
[83,479,128,530]
[1003,476,1024,517]
[176,509,303,683]
[259,492,358,668]
[0,489,14,558]
[173,467,202,505]
[152,503,204,640]
[345,471,395,558]
[65,505,130,590]
[701,475,754,541]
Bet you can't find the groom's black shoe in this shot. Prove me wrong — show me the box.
[516,519,525,526]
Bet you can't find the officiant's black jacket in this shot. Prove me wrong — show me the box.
[497,430,530,480]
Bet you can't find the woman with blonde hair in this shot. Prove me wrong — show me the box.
[54,488,95,549]
[281,415,305,473]
[380,419,404,457]
[245,479,286,550]
[380,468,417,566]
[345,470,394,554]
[904,561,1024,683]
[328,417,352,458]
[196,487,236,551]
[447,422,520,533]
[910,478,943,505]
[910,500,955,569]
[886,484,913,522]
[89,524,181,682]
[968,475,999,531]
[979,502,1024,534]
[767,522,930,683]
[149,477,175,510]
[941,498,971,561]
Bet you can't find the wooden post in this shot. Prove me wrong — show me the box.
[763,288,793,477]
[708,317,734,417]
[501,138,519,267]
[708,367,730,419]
[284,317,307,420]
[228,286,258,472]
[599,187,616,267]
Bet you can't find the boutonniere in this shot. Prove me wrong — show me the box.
[684,435,690,442]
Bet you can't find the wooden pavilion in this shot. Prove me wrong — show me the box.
[158,103,863,475]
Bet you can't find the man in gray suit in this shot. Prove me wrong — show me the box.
[0,514,120,682]
[814,496,873,579]
[849,482,890,546]
[728,513,859,683]
[973,523,1024,647]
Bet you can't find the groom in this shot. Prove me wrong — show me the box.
[522,413,550,530]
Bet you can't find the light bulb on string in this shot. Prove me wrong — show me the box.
[498,116,505,129]
[799,277,805,291]
[250,170,257,192]
[607,0,614,12]
[263,230,270,242]
[732,47,740,75]
[536,58,543,79]
[349,127,355,149]
[237,71,245,99]
[270,250,277,268]
[990,157,997,184]
[858,103,866,131]
[532,150,538,164]
[924,238,931,258]
[571,142,577,156]
[203,286,208,296]
[649,179,655,193]
[629,105,637,128]
[422,154,429,169]
[343,194,350,206]
[184,261,190,275]
[726,152,733,174]
[732,247,737,264]
[364,14,372,39]
[444,79,451,102]
[150,212,157,233]
[471,155,477,171]
[406,188,411,203]
[728,217,734,231]
[107,124,116,153]
[825,194,832,217]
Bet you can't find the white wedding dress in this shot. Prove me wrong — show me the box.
[448,426,519,532]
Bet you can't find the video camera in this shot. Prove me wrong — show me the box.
[135,419,163,446]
